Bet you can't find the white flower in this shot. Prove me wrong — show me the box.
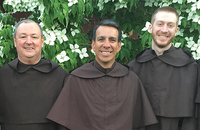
[176,29,184,36]
[70,44,81,53]
[185,37,195,48]
[55,29,68,43]
[44,32,56,46]
[70,28,80,36]
[56,51,70,63]
[122,31,127,38]
[68,0,78,7]
[174,42,181,48]
[173,0,182,4]
[187,0,196,3]
[0,46,4,58]
[91,49,95,55]
[193,15,200,24]
[79,48,89,59]
[0,21,3,30]
[178,16,184,25]
[142,21,151,31]
[191,43,198,51]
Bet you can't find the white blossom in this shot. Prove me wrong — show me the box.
[68,0,78,7]
[55,29,68,43]
[91,49,95,55]
[0,46,4,58]
[174,42,181,48]
[185,37,195,48]
[0,21,3,30]
[193,15,200,24]
[44,30,56,45]
[142,21,151,31]
[176,29,184,37]
[71,28,80,36]
[79,48,89,59]
[56,51,70,63]
[187,0,196,3]
[70,44,81,53]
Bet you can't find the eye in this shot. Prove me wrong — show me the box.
[109,37,117,42]
[32,35,39,39]
[20,36,26,39]
[168,24,174,28]
[156,22,163,26]
[97,37,105,41]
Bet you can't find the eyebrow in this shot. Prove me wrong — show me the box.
[97,36,117,40]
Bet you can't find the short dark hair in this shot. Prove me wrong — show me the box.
[92,19,122,42]
[151,6,179,26]
[13,19,43,38]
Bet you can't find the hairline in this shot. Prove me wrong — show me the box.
[92,19,122,43]
[151,7,179,27]
[13,19,43,38]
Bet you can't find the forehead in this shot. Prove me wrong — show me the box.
[154,11,177,24]
[16,22,41,35]
[96,26,118,37]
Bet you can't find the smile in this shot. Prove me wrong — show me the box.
[101,51,112,54]
[25,47,34,50]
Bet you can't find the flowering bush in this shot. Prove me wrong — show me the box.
[0,0,200,72]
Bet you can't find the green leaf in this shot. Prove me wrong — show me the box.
[58,11,64,25]
[181,18,187,27]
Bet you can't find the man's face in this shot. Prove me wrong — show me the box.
[92,26,121,68]
[14,22,44,64]
[149,11,178,48]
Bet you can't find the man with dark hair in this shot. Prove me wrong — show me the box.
[46,19,158,130]
[128,6,198,130]
[0,19,68,130]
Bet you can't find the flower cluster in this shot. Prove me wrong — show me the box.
[42,23,68,46]
[4,0,39,13]
[114,1,128,10]
[185,36,200,59]
[70,44,89,59]
[56,51,70,63]
[56,44,89,63]
[68,0,78,7]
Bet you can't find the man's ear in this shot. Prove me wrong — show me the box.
[149,24,153,34]
[175,27,179,36]
[13,37,17,47]
[91,40,95,52]
[117,41,121,53]
[41,36,44,48]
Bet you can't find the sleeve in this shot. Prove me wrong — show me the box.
[46,76,72,129]
[132,78,158,128]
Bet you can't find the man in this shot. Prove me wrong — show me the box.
[0,19,68,130]
[128,6,198,130]
[46,19,158,130]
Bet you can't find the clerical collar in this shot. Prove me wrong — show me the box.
[93,60,116,75]
[8,58,59,73]
[136,45,195,66]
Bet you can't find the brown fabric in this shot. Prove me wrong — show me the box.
[1,123,58,130]
[128,46,198,117]
[144,116,197,130]
[0,58,68,129]
[47,60,158,130]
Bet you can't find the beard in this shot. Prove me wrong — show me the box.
[151,33,174,48]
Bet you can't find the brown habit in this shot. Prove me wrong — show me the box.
[128,46,198,118]
[47,60,157,130]
[0,58,68,130]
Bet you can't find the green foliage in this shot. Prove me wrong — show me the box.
[1,0,200,72]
